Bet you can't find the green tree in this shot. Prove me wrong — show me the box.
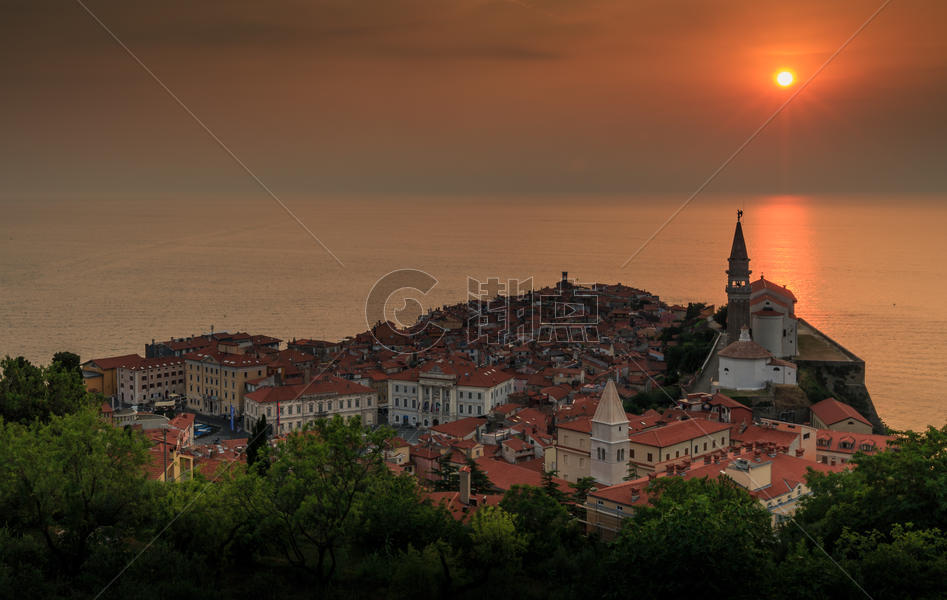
[469,505,526,574]
[51,351,80,373]
[540,469,566,503]
[466,457,493,494]
[353,471,461,557]
[245,415,269,468]
[713,305,728,328]
[388,540,468,600]
[599,477,774,599]
[835,525,947,600]
[245,415,393,584]
[685,302,706,323]
[570,476,597,504]
[432,453,459,491]
[0,409,152,579]
[792,425,947,550]
[500,485,578,565]
[0,356,92,424]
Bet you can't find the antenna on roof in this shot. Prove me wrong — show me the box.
[737,209,743,223]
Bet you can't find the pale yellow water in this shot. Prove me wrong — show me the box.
[1,194,944,431]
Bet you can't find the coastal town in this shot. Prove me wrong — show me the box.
[78,215,893,532]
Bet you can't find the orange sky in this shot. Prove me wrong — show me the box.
[2,0,946,197]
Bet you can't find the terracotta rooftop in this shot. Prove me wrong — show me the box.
[245,375,374,404]
[718,339,772,360]
[751,277,798,302]
[429,416,487,439]
[628,419,731,448]
[810,398,871,427]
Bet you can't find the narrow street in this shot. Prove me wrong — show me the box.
[687,328,725,394]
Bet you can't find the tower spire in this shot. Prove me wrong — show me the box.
[726,211,752,342]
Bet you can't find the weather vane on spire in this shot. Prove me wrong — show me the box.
[737,209,743,222]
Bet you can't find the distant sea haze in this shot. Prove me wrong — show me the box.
[1,194,944,431]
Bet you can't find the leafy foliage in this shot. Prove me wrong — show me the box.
[0,361,944,599]
[0,356,94,424]
[599,477,775,599]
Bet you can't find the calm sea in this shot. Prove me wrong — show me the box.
[1,194,944,431]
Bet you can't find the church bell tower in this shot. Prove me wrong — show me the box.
[726,210,752,342]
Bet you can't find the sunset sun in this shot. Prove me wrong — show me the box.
[776,70,795,87]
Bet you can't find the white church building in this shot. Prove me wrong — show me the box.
[750,276,798,359]
[716,213,799,391]
[717,327,797,391]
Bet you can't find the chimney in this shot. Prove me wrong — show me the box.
[703,455,711,465]
[459,466,471,505]
[630,487,640,502]
[304,365,312,384]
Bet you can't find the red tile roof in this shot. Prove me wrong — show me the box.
[751,277,797,302]
[183,350,267,367]
[731,424,798,448]
[628,419,731,448]
[245,375,374,404]
[502,437,530,452]
[686,452,842,499]
[473,456,569,492]
[86,354,144,370]
[718,339,772,360]
[815,430,892,455]
[425,491,503,522]
[810,398,871,427]
[588,479,651,507]
[557,416,592,433]
[430,416,487,439]
[708,392,745,409]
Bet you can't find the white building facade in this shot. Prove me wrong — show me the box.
[388,359,514,427]
[243,375,377,434]
[750,277,798,358]
[589,380,631,487]
[717,328,797,391]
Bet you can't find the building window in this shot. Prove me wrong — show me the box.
[647,453,653,462]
